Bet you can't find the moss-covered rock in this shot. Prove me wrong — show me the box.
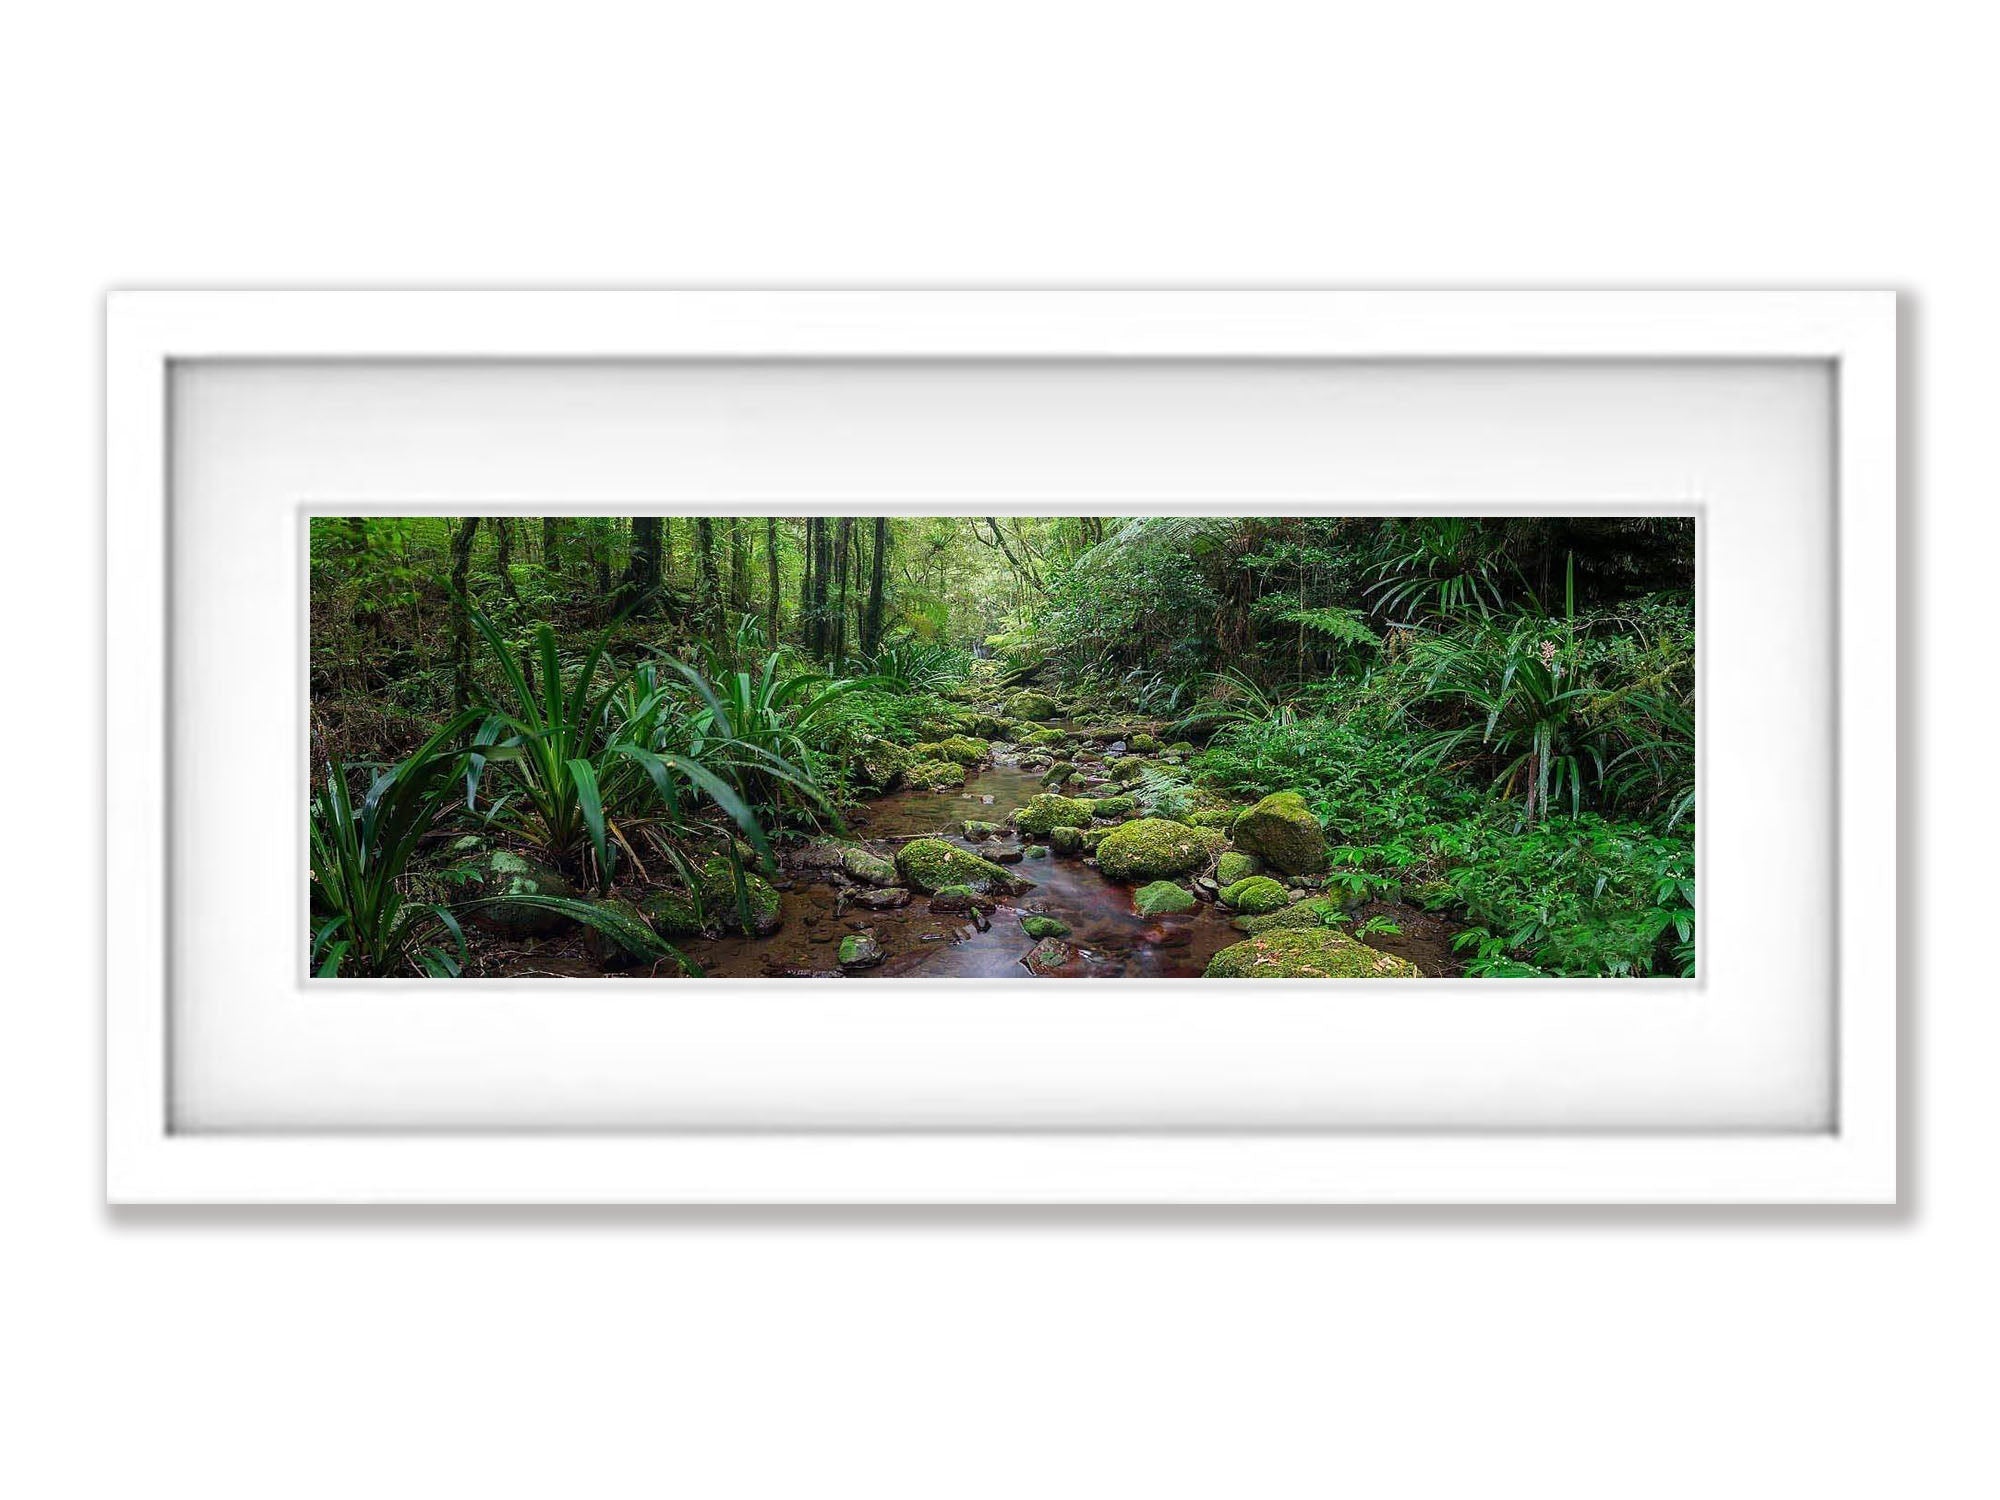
[837,933,886,970]
[1090,794,1135,820]
[894,838,1031,895]
[1128,732,1161,753]
[1041,761,1076,785]
[840,847,899,887]
[972,714,1007,739]
[1108,758,1148,786]
[1022,936,1080,975]
[1024,844,1050,860]
[1048,825,1086,855]
[1094,818,1219,882]
[583,897,667,967]
[1132,880,1196,916]
[1233,897,1348,936]
[961,819,1006,840]
[465,849,580,935]
[1216,851,1264,886]
[639,886,708,938]
[699,857,783,936]
[850,734,915,793]
[1168,741,1196,755]
[905,759,967,791]
[1020,914,1071,939]
[912,735,990,766]
[1205,926,1422,978]
[1024,727,1068,748]
[1011,793,1097,837]
[1219,875,1291,915]
[1229,790,1328,874]
[1006,690,1060,722]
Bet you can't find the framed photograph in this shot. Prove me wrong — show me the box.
[106,290,1896,1203]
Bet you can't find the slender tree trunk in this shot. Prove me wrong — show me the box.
[765,517,781,642]
[617,517,663,615]
[449,516,480,709]
[695,516,722,639]
[489,517,521,602]
[801,518,818,652]
[831,517,853,662]
[862,515,889,654]
[541,517,561,571]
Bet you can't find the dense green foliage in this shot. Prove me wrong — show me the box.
[310,513,1693,978]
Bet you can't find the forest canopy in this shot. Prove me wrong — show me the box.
[309,514,1695,981]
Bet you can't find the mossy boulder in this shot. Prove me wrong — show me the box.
[1048,825,1087,855]
[1006,690,1060,722]
[1128,732,1161,753]
[905,759,967,791]
[1042,761,1076,785]
[1228,790,1328,875]
[1024,727,1068,748]
[585,896,681,967]
[850,735,915,792]
[465,849,580,935]
[840,847,900,887]
[1020,914,1071,939]
[1205,927,1422,978]
[1024,844,1050,860]
[837,933,886,971]
[640,887,708,938]
[1216,851,1264,886]
[1234,897,1349,936]
[698,856,783,937]
[1132,880,1196,916]
[1108,758,1148,786]
[894,837,1031,895]
[1168,741,1196,755]
[1094,818,1219,882]
[1219,875,1291,915]
[913,735,990,767]
[1011,793,1097,837]
[972,714,1007,739]
[1090,795,1135,820]
[960,819,1006,840]
[1022,936,1080,975]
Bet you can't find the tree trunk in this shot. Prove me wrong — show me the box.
[541,517,561,571]
[617,517,663,614]
[830,517,853,662]
[695,516,722,639]
[862,516,889,654]
[766,517,781,642]
[449,516,480,709]
[490,518,520,603]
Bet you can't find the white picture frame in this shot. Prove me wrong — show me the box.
[106,290,1896,1204]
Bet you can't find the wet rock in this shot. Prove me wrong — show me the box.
[961,819,1006,840]
[1090,795,1136,820]
[928,884,996,914]
[849,887,912,910]
[793,841,851,872]
[895,837,1033,895]
[1022,936,1082,975]
[1006,690,1060,721]
[1095,818,1223,883]
[840,847,899,887]
[1107,759,1148,786]
[585,897,672,968]
[1229,790,1329,875]
[905,759,968,791]
[640,887,707,938]
[1020,914,1071,939]
[1012,792,1097,837]
[1168,741,1196,755]
[1233,897,1348,936]
[1128,733,1161,753]
[1205,927,1422,978]
[1132,880,1196,916]
[697,857,784,937]
[1193,875,1220,900]
[1023,844,1050,860]
[464,850,580,936]
[837,933,886,971]
[912,735,991,766]
[1138,924,1192,949]
[986,843,1026,864]
[1048,825,1086,855]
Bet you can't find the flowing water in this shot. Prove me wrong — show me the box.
[681,762,1246,978]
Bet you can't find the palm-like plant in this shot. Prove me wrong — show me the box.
[309,712,480,976]
[466,611,777,891]
[1365,518,1519,623]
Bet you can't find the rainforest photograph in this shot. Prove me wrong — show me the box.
[308,513,1696,981]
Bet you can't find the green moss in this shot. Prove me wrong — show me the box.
[840,847,899,887]
[1011,793,1097,837]
[894,838,1030,895]
[1229,790,1328,875]
[1023,936,1077,974]
[1216,851,1264,886]
[586,897,676,967]
[1090,794,1135,820]
[1094,818,1220,882]
[1167,741,1196,755]
[1020,914,1071,939]
[1204,927,1422,978]
[1233,897,1348,936]
[1108,758,1148,786]
[1041,761,1075,785]
[1128,732,1161,753]
[1048,826,1086,855]
[699,857,783,936]
[639,887,707,938]
[905,759,967,791]
[911,735,990,766]
[850,735,915,792]
[837,933,885,969]
[467,849,579,935]
[1024,844,1050,860]
[961,819,1005,840]
[1132,880,1196,916]
[1024,727,1068,747]
[1219,875,1290,914]
[1006,690,1060,721]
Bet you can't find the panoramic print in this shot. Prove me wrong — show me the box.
[308,515,1695,979]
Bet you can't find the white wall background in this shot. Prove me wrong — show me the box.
[2,4,1983,1496]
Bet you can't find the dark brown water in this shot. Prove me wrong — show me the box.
[681,762,1245,978]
